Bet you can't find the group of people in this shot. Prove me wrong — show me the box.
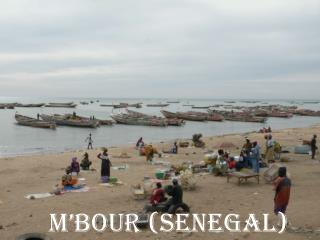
[63,148,112,186]
[62,153,92,187]
[61,130,316,225]
[147,179,189,214]
[205,138,262,176]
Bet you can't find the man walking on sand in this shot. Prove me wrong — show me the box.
[311,135,317,159]
[86,133,93,150]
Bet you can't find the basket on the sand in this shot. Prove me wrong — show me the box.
[180,169,196,190]
[155,170,166,179]
[131,184,146,200]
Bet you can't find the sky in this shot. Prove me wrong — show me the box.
[0,0,319,99]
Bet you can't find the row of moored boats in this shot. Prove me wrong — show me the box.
[13,103,320,129]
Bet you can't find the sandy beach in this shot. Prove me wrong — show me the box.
[1,125,320,240]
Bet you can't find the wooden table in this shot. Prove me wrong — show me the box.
[227,172,260,185]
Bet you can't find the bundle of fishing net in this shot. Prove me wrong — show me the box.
[179,169,197,191]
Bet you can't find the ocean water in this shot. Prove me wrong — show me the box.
[0,97,320,157]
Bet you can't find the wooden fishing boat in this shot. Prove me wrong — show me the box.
[183,111,224,121]
[210,110,266,123]
[161,110,207,121]
[15,113,56,129]
[165,118,185,126]
[206,113,224,121]
[49,102,74,105]
[98,119,114,125]
[255,111,293,118]
[40,114,98,128]
[293,109,320,117]
[182,104,195,107]
[63,113,113,126]
[128,103,142,108]
[45,102,77,108]
[100,104,115,107]
[224,115,266,123]
[16,103,45,107]
[191,106,211,109]
[126,110,184,126]
[0,103,17,109]
[111,113,168,127]
[160,110,179,119]
[117,103,143,108]
[6,105,15,109]
[100,103,138,108]
[146,103,169,107]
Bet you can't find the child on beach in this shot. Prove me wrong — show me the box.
[86,133,93,150]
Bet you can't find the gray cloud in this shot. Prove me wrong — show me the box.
[0,0,319,99]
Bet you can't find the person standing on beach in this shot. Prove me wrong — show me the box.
[273,167,291,226]
[265,134,275,163]
[310,135,317,159]
[242,138,252,156]
[86,133,93,150]
[97,149,112,182]
[251,141,261,173]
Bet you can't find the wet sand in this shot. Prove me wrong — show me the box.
[0,125,320,240]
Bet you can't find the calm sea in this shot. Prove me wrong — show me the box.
[0,97,319,157]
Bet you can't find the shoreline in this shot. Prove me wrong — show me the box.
[1,123,320,159]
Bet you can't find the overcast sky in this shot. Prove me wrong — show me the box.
[0,0,319,99]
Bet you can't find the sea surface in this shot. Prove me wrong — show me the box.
[0,97,320,157]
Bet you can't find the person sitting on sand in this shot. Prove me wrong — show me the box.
[163,142,179,154]
[228,157,237,170]
[213,149,228,176]
[150,182,167,206]
[80,152,92,170]
[61,174,78,187]
[165,179,189,214]
[70,157,80,175]
[97,149,112,183]
[235,151,245,171]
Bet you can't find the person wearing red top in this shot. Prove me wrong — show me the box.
[228,157,237,169]
[150,182,166,206]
